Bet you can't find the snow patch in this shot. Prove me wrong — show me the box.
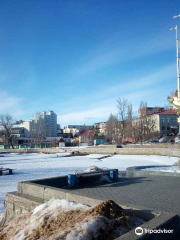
[0,153,178,214]
[0,213,4,222]
[158,136,166,143]
[84,165,102,172]
[141,166,180,173]
[175,137,180,143]
[32,199,90,216]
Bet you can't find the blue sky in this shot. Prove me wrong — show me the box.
[0,0,180,126]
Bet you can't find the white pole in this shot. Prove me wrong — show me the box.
[176,25,180,97]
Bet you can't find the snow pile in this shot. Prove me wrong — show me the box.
[83,166,112,183]
[175,137,180,143]
[0,199,144,240]
[84,165,102,172]
[158,136,166,143]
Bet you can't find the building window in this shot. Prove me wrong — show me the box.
[161,118,164,123]
[167,118,170,123]
[167,126,170,130]
[172,118,174,123]
[175,118,177,123]
[162,126,165,130]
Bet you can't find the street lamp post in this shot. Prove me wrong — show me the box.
[168,15,180,135]
[173,15,180,97]
[170,24,180,97]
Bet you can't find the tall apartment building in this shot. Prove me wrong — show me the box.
[32,110,57,137]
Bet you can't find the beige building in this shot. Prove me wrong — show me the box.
[23,121,32,138]
[12,121,32,138]
[94,122,107,135]
[133,109,178,135]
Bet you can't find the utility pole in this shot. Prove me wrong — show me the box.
[173,14,180,97]
[168,15,180,135]
[170,24,180,97]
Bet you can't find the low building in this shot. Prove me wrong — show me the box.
[56,133,73,145]
[132,109,178,136]
[64,125,93,132]
[12,120,33,138]
[79,131,93,146]
[11,128,25,138]
[58,138,65,147]
[158,109,178,134]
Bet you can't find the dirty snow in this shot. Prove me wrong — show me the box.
[0,153,178,214]
[158,136,166,143]
[0,199,144,240]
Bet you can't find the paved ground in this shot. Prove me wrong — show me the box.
[63,175,180,214]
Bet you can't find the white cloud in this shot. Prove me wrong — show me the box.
[64,63,176,109]
[57,63,176,126]
[0,92,25,118]
[68,32,174,77]
[58,84,172,127]
[104,63,176,96]
[58,105,117,126]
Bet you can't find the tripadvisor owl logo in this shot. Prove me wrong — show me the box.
[135,227,143,235]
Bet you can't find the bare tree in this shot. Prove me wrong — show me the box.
[117,98,134,141]
[0,114,14,148]
[51,138,57,147]
[133,101,157,144]
[138,101,147,118]
[91,126,100,141]
[117,98,128,121]
[135,101,147,144]
[124,103,133,141]
[127,103,133,120]
[106,114,119,143]
[164,104,170,110]
[79,124,89,134]
[117,98,128,141]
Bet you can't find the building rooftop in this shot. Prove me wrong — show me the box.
[159,109,177,114]
[79,131,92,137]
[150,109,177,115]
